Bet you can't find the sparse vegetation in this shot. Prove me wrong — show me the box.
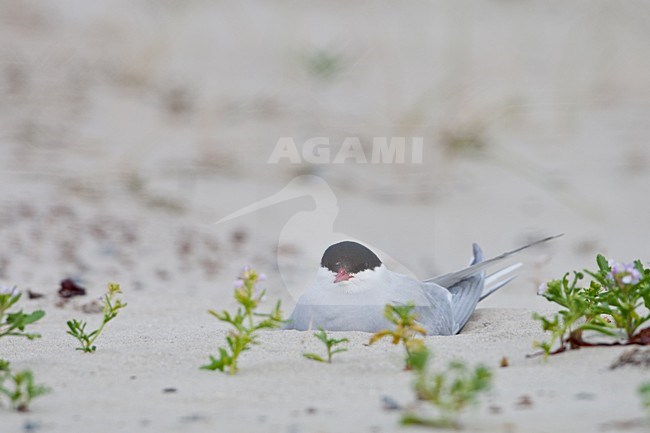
[67,283,126,353]
[369,303,427,369]
[0,286,45,341]
[201,267,284,374]
[303,329,349,363]
[401,346,492,428]
[0,361,49,412]
[534,255,650,357]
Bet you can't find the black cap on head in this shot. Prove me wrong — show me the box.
[320,241,382,275]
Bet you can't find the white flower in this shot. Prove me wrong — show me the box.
[0,285,18,297]
[608,262,641,287]
[537,283,548,295]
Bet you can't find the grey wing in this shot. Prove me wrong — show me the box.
[417,244,484,334]
[385,273,455,336]
[448,275,483,333]
[417,282,455,335]
[425,234,562,288]
[404,243,484,335]
[446,244,485,334]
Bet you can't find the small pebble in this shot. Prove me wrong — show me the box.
[179,414,208,424]
[27,290,44,299]
[381,395,401,411]
[489,405,503,414]
[23,420,41,432]
[516,395,533,408]
[575,392,595,401]
[80,301,103,314]
[58,279,86,298]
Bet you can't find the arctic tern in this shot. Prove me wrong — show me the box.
[286,235,561,334]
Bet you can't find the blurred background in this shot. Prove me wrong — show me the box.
[1,0,649,308]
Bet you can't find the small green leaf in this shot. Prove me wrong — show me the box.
[596,254,609,272]
[21,310,45,325]
[303,353,326,363]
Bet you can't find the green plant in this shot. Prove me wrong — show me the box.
[641,382,650,413]
[402,346,492,428]
[304,49,345,79]
[533,255,650,357]
[369,303,427,369]
[0,288,48,412]
[303,329,349,363]
[201,267,284,374]
[0,286,45,340]
[67,283,126,353]
[0,361,49,412]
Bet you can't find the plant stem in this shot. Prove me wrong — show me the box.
[247,310,254,330]
[86,321,105,350]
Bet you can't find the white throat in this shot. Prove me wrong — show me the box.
[317,264,390,295]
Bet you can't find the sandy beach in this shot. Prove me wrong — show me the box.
[1,1,650,432]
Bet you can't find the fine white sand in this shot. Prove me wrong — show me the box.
[3,300,647,433]
[1,1,650,432]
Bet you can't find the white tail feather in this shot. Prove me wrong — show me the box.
[481,263,522,300]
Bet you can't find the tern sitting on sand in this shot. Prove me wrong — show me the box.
[286,235,561,334]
